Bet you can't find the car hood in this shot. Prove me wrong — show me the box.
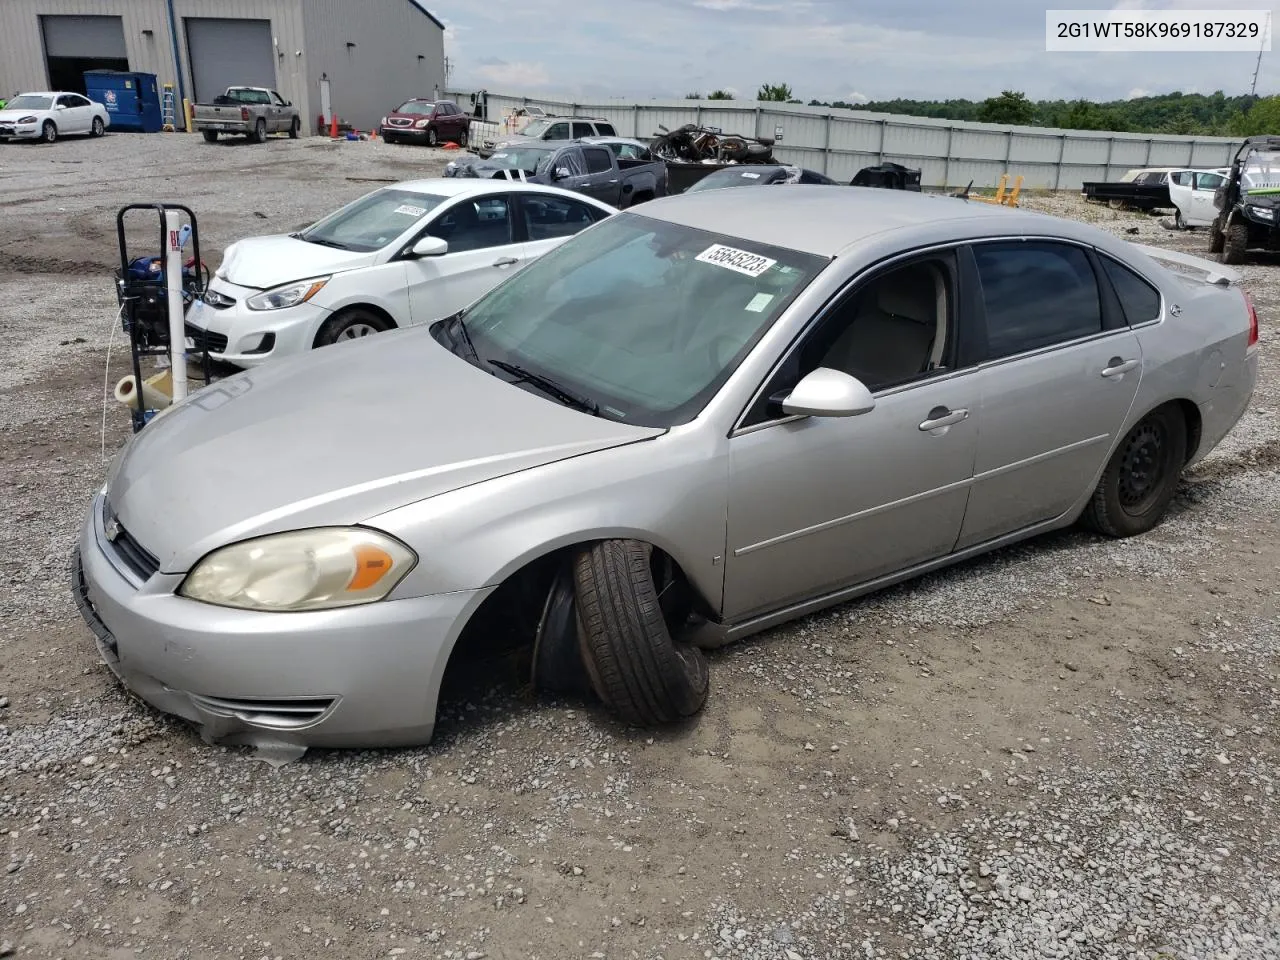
[216,235,379,289]
[0,108,47,121]
[104,328,664,573]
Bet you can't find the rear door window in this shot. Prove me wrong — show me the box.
[595,122,617,136]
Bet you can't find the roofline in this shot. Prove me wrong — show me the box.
[405,0,445,31]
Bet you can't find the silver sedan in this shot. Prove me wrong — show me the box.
[72,186,1260,751]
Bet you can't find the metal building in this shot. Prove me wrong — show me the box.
[0,0,446,136]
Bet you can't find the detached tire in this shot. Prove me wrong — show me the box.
[1222,221,1248,265]
[573,539,709,727]
[313,308,392,347]
[1081,405,1186,538]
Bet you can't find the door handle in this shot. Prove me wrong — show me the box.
[1101,357,1140,378]
[493,257,518,267]
[918,406,969,431]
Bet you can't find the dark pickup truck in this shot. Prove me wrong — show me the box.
[444,137,667,208]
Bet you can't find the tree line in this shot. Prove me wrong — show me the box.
[684,86,1280,137]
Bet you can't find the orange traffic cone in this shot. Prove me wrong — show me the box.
[329,114,338,138]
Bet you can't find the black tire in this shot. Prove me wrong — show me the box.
[91,116,104,137]
[1222,221,1248,265]
[572,539,709,727]
[426,126,439,147]
[1081,405,1187,538]
[1208,217,1225,253]
[457,127,469,148]
[1174,209,1185,230]
[313,307,392,347]
[289,116,300,139]
[202,129,219,143]
[252,118,267,144]
[42,120,57,144]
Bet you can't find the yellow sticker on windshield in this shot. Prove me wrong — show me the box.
[695,244,777,277]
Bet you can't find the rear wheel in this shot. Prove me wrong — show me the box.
[91,116,104,137]
[1222,221,1248,264]
[1081,405,1186,538]
[252,118,267,144]
[288,116,300,139]
[313,307,392,347]
[42,120,57,143]
[202,129,219,143]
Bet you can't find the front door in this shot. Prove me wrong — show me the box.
[581,146,621,205]
[1191,172,1226,225]
[405,194,527,324]
[954,239,1143,550]
[724,250,980,622]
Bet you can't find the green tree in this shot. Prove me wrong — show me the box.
[1230,95,1280,136]
[757,82,793,102]
[707,89,735,100]
[977,90,1035,125]
[685,91,701,100]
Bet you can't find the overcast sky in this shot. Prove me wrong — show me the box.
[432,0,1277,103]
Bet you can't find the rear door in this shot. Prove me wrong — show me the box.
[581,146,621,204]
[953,239,1143,550]
[402,193,527,324]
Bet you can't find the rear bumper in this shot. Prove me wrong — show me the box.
[72,493,492,750]
[1189,348,1259,467]
[196,120,252,133]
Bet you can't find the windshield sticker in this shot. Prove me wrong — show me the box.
[394,204,427,217]
[695,244,777,277]
[492,153,509,159]
[744,292,774,313]
[740,172,761,179]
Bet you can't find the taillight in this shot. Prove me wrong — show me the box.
[1245,291,1259,348]
[241,106,250,121]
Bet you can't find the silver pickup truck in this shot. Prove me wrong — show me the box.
[445,137,668,208]
[193,87,301,143]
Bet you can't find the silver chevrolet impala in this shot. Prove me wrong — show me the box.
[72,187,1260,751]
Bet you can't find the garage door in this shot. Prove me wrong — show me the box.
[185,18,276,104]
[40,15,129,95]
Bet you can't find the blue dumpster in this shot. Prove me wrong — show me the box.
[84,71,164,133]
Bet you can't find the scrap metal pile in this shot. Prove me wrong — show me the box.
[649,123,776,165]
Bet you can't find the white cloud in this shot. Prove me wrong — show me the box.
[846,91,870,104]
[1126,87,1150,99]
[475,61,551,88]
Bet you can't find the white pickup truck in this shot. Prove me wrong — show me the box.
[192,86,301,143]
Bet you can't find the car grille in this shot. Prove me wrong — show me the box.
[185,322,228,353]
[102,501,160,582]
[0,126,15,136]
[386,117,414,127]
[187,694,337,729]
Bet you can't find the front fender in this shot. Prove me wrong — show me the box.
[368,428,729,615]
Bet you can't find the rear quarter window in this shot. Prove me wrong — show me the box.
[1100,255,1161,324]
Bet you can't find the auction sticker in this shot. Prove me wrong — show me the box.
[696,244,777,277]
[394,204,427,217]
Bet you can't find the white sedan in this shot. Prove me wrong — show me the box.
[1167,167,1230,229]
[185,180,616,368]
[0,91,110,143]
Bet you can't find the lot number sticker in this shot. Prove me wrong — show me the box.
[695,244,777,277]
[394,204,427,217]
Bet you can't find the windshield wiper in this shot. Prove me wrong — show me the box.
[487,359,600,415]
[299,236,350,250]
[446,312,480,361]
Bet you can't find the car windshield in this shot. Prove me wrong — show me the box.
[434,213,828,426]
[485,146,555,172]
[395,100,434,115]
[298,188,447,252]
[686,168,783,193]
[6,95,52,110]
[1242,150,1280,190]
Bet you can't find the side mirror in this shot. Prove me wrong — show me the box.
[411,236,449,257]
[778,368,876,418]
[56,103,67,110]
[553,167,571,180]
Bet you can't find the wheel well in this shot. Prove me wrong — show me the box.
[1171,398,1203,464]
[439,540,711,692]
[311,304,398,347]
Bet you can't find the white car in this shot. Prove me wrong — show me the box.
[185,180,617,368]
[1167,167,1230,229]
[0,91,110,143]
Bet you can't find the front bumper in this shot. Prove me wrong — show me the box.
[382,125,428,138]
[72,493,491,749]
[185,284,330,369]
[0,123,41,139]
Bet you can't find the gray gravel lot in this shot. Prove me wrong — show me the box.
[0,133,1277,960]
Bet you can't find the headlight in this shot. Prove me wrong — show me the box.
[179,527,417,612]
[203,287,235,307]
[18,115,37,123]
[1248,205,1274,220]
[246,276,329,311]
[415,118,430,129]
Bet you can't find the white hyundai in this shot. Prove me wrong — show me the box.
[185,180,617,368]
[0,91,110,142]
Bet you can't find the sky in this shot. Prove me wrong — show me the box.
[430,0,1278,104]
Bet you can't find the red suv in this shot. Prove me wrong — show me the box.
[379,98,471,147]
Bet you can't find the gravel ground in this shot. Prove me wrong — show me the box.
[0,134,1277,960]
